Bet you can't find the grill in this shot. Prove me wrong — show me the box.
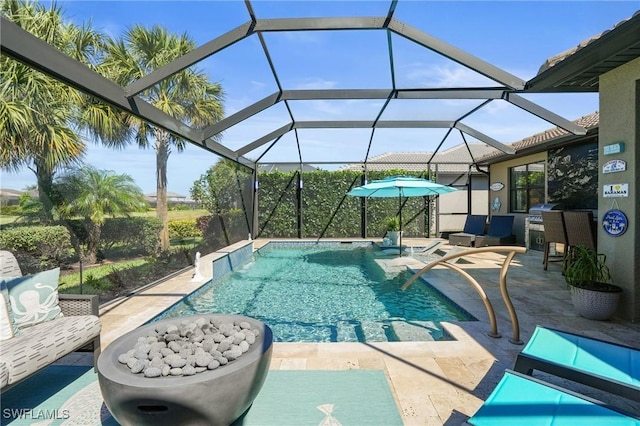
[528,203,563,224]
[526,203,563,252]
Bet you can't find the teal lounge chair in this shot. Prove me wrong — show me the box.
[514,326,640,402]
[466,370,640,425]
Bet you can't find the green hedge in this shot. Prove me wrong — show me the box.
[168,219,201,240]
[64,217,162,257]
[0,225,73,272]
[100,217,161,255]
[196,210,249,250]
[257,169,429,239]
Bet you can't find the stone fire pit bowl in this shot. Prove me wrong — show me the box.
[97,314,273,426]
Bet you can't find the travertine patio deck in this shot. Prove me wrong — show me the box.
[88,238,640,425]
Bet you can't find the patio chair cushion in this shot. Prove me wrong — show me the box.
[0,283,19,341]
[513,326,640,402]
[0,250,22,277]
[0,362,7,388]
[448,215,487,247]
[474,215,515,247]
[3,268,63,329]
[467,370,639,425]
[0,314,101,387]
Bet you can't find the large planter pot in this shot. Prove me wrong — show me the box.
[570,285,622,320]
[387,231,401,246]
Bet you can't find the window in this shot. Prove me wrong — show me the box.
[509,162,545,213]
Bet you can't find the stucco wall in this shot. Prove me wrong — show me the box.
[437,174,489,233]
[599,56,640,321]
[488,152,547,244]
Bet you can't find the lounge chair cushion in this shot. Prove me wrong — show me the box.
[514,326,640,401]
[475,215,515,247]
[449,215,487,246]
[467,370,639,425]
[0,314,101,387]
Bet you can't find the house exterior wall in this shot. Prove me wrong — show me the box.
[599,56,640,322]
[436,174,489,234]
[488,152,547,245]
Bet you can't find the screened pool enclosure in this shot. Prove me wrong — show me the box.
[2,0,591,243]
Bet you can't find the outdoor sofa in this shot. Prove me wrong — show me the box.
[0,250,101,391]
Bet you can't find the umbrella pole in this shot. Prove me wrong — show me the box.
[399,193,402,257]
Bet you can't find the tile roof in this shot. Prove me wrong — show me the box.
[537,11,640,74]
[476,111,599,163]
[338,143,498,173]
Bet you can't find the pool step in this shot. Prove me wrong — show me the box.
[390,320,440,341]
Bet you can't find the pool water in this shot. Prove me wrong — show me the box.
[156,243,476,342]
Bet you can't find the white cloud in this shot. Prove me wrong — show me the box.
[292,78,338,90]
[404,63,497,88]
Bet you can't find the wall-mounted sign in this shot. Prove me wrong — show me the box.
[603,183,629,198]
[604,142,625,155]
[491,197,502,211]
[490,182,504,191]
[602,209,628,237]
[603,159,627,174]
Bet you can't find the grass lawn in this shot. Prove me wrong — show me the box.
[0,215,20,226]
[132,209,209,220]
[59,258,148,294]
[0,209,209,225]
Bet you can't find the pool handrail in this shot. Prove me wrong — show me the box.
[402,246,527,344]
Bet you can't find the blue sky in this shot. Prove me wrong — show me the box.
[2,0,639,195]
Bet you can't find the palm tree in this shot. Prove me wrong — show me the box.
[0,0,104,223]
[96,25,225,250]
[54,166,147,265]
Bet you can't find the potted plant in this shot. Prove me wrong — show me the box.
[384,216,401,246]
[564,245,622,320]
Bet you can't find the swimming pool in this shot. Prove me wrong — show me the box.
[154,242,476,342]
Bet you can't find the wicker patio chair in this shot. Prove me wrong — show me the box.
[541,211,569,271]
[563,211,597,254]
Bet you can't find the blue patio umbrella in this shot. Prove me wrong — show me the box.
[348,176,457,254]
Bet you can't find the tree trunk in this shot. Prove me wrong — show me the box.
[83,218,101,265]
[155,132,170,251]
[62,221,85,266]
[34,159,55,224]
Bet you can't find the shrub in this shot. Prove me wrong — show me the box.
[0,225,74,272]
[0,205,21,216]
[83,273,112,291]
[100,217,162,256]
[169,219,201,240]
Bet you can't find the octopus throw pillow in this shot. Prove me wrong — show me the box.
[4,268,63,329]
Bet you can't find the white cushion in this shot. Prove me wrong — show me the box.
[0,282,19,341]
[0,315,101,387]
